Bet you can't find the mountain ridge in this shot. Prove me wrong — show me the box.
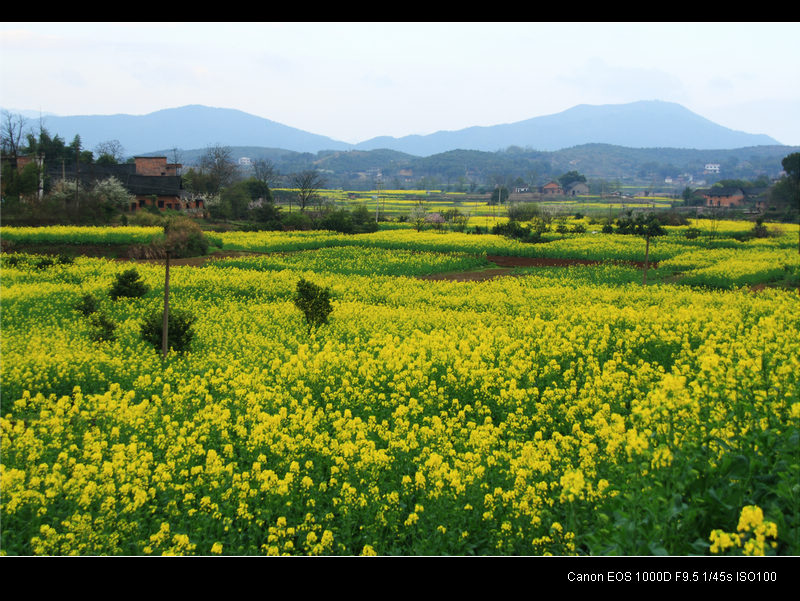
[3,100,783,157]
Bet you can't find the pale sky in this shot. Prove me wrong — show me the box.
[2,22,799,146]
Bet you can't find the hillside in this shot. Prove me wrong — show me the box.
[9,101,783,159]
[165,143,797,191]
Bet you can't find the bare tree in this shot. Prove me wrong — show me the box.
[169,147,183,166]
[94,139,126,164]
[1,110,28,166]
[253,158,280,189]
[199,144,238,194]
[290,170,326,212]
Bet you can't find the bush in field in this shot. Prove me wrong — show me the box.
[492,220,542,244]
[128,217,210,259]
[320,209,354,234]
[294,278,333,332]
[110,268,149,300]
[88,311,116,342]
[74,293,99,316]
[751,218,770,239]
[163,217,209,257]
[282,212,314,231]
[140,308,196,353]
[506,202,544,223]
[349,204,379,233]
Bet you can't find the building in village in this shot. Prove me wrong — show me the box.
[565,182,590,196]
[34,155,202,213]
[540,181,563,195]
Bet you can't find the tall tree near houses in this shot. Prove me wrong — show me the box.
[199,144,238,195]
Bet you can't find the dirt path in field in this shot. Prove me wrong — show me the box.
[116,250,259,266]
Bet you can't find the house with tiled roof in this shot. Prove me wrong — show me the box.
[541,181,562,195]
[703,187,745,208]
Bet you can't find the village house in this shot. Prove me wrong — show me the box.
[565,182,590,196]
[37,155,202,214]
[125,157,201,213]
[703,187,745,208]
[540,181,563,195]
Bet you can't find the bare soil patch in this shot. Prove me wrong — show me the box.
[117,250,259,266]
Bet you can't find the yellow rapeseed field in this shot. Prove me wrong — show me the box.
[1,222,798,556]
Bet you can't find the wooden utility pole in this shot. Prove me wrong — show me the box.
[162,250,170,358]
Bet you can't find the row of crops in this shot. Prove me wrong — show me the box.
[1,221,798,555]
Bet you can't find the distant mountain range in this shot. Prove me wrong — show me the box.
[4,100,783,158]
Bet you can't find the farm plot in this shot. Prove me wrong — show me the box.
[1,225,798,556]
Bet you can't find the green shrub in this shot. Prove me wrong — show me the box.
[34,256,55,269]
[110,268,150,300]
[163,217,209,257]
[320,209,354,234]
[88,311,116,342]
[506,202,544,223]
[491,221,542,244]
[140,309,196,353]
[282,212,313,231]
[75,293,99,316]
[294,278,333,332]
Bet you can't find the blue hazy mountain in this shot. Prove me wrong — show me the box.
[353,101,781,154]
[29,105,352,157]
[19,100,781,158]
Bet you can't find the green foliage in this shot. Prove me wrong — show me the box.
[75,293,99,316]
[250,200,282,226]
[489,186,509,205]
[88,311,116,342]
[293,278,333,332]
[349,204,379,233]
[491,220,542,244]
[615,212,667,238]
[320,209,355,234]
[751,218,770,239]
[282,212,314,231]
[163,217,209,257]
[506,202,543,223]
[109,268,150,300]
[140,309,196,354]
[558,170,587,188]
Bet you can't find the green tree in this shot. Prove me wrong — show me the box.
[140,308,195,354]
[110,268,150,300]
[615,212,666,285]
[408,200,428,231]
[490,185,509,205]
[783,152,800,183]
[294,278,333,333]
[558,170,586,189]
